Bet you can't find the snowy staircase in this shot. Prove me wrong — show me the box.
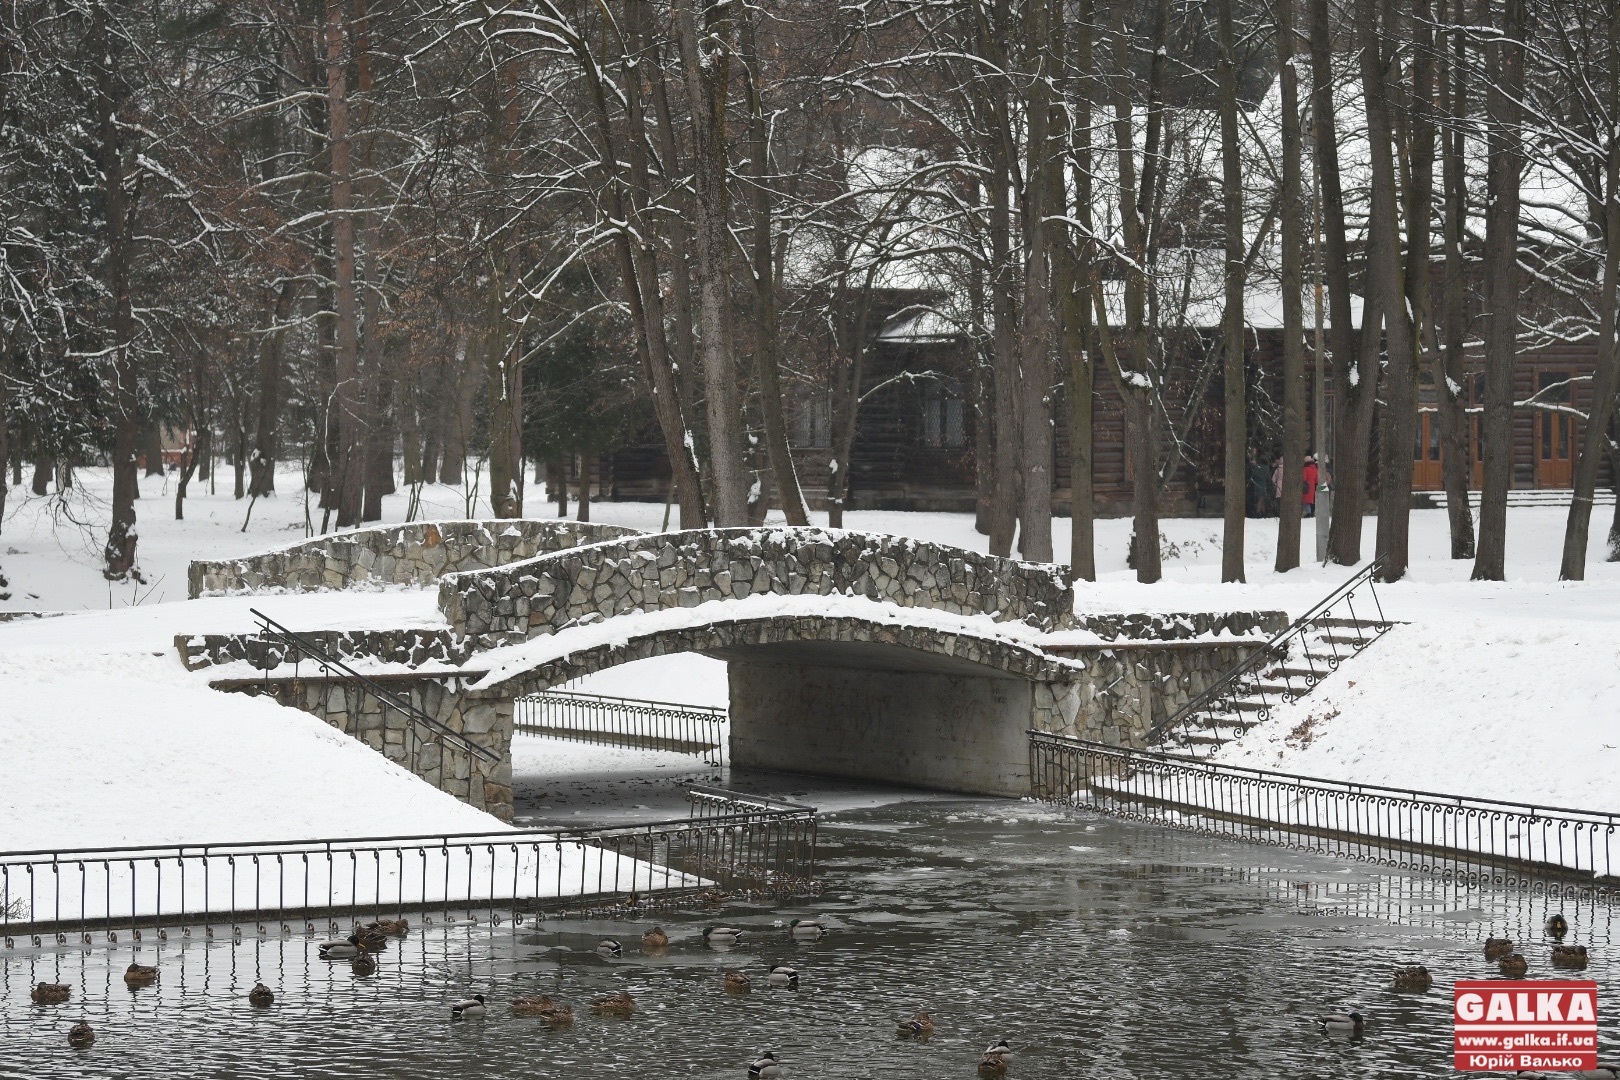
[1426,488,1614,509]
[1148,565,1393,757]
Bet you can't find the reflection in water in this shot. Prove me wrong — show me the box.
[3,800,1617,1078]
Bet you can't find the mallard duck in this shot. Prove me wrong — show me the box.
[67,1022,95,1048]
[895,1011,934,1037]
[1499,953,1529,977]
[591,990,635,1017]
[642,926,670,950]
[451,994,487,1020]
[351,953,377,977]
[703,925,745,947]
[1392,965,1433,992]
[31,982,70,1005]
[598,938,623,958]
[318,934,364,960]
[1546,914,1569,940]
[788,918,827,941]
[724,970,753,993]
[748,1052,781,1079]
[123,962,158,988]
[248,983,274,1007]
[767,965,799,988]
[354,929,389,953]
[544,1003,574,1024]
[366,918,410,937]
[511,994,556,1017]
[1552,944,1590,970]
[1318,1012,1365,1033]
[1485,937,1515,959]
[977,1043,1011,1077]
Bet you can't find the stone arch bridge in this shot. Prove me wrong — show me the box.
[184,521,1282,820]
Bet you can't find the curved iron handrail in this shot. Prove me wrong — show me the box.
[248,608,499,763]
[1145,557,1388,749]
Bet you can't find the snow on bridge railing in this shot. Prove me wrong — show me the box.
[1029,732,1620,896]
[0,789,818,947]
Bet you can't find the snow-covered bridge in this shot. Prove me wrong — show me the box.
[185,522,1280,818]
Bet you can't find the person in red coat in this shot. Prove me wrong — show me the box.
[1303,455,1322,517]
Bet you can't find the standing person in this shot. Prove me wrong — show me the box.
[1271,455,1285,517]
[1303,454,1321,518]
[1247,450,1269,517]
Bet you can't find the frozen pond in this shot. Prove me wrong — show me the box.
[3,781,1618,1078]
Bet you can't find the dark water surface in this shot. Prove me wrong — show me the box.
[4,789,1618,1079]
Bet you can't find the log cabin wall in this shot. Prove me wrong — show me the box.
[600,330,1610,518]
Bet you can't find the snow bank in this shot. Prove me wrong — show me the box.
[0,648,501,851]
[1214,597,1620,811]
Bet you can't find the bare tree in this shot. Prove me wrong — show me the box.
[1274,0,1307,572]
[1217,0,1247,582]
[1472,0,1527,580]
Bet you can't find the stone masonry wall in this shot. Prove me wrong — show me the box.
[1068,610,1287,641]
[251,676,513,821]
[440,527,1074,641]
[1030,644,1257,748]
[188,519,633,598]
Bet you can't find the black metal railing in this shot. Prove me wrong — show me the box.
[1029,732,1619,895]
[247,608,498,764]
[1147,559,1391,754]
[0,788,817,947]
[514,690,728,766]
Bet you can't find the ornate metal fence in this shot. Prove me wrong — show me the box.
[1029,731,1619,895]
[0,789,816,948]
[514,690,728,765]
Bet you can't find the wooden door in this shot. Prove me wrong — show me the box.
[1412,375,1443,490]
[1535,371,1576,488]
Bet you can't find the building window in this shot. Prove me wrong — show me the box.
[921,385,965,450]
[793,394,831,448]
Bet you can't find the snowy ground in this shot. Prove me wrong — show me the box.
[2,465,1617,846]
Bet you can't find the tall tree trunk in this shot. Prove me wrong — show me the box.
[1559,4,1620,579]
[739,13,809,526]
[1369,0,1419,581]
[1016,0,1055,563]
[578,2,706,526]
[95,5,138,580]
[485,263,522,518]
[1275,0,1307,572]
[1098,0,1167,583]
[400,372,422,486]
[1216,0,1246,582]
[362,364,393,522]
[440,339,472,485]
[420,355,444,483]
[32,455,50,496]
[326,0,361,528]
[233,409,247,499]
[1438,7,1476,558]
[986,125,1022,557]
[972,263,995,535]
[1607,413,1620,560]
[174,432,199,521]
[646,31,704,445]
[1472,0,1525,580]
[576,454,591,522]
[1313,0,1375,565]
[143,423,163,477]
[673,0,747,526]
[308,254,335,500]
[1064,0,1097,580]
